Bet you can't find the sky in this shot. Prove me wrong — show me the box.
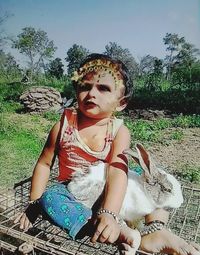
[1,0,200,68]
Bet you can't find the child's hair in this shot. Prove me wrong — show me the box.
[72,53,133,100]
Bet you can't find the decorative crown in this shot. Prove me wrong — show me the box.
[71,59,124,88]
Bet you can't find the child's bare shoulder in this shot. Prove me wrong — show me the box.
[50,121,61,135]
[114,124,131,146]
[117,124,130,137]
[46,121,61,146]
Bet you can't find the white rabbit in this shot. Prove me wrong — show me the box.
[68,144,184,225]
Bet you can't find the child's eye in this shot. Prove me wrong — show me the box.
[79,83,91,91]
[98,85,111,92]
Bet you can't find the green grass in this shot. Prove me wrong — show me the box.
[177,165,200,183]
[170,130,184,141]
[124,115,200,146]
[0,100,200,187]
[0,111,59,187]
[0,130,42,186]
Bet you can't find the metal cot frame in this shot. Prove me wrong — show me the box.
[0,168,200,254]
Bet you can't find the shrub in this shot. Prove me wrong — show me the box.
[0,82,29,102]
[130,87,200,114]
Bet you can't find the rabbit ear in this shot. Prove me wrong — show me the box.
[136,144,155,176]
[123,149,140,165]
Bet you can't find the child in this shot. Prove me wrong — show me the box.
[15,54,200,255]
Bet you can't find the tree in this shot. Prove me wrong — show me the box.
[176,43,200,84]
[0,50,21,80]
[139,55,156,75]
[48,58,64,79]
[0,12,12,49]
[13,27,57,81]
[65,44,90,75]
[163,33,200,81]
[104,42,138,78]
[138,55,164,90]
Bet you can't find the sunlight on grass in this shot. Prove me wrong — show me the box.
[0,108,200,187]
[0,112,58,187]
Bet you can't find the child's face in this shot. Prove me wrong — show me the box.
[76,70,125,119]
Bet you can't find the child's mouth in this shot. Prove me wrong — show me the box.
[85,101,97,107]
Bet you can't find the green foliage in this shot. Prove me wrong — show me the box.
[104,42,138,78]
[13,27,57,80]
[139,55,163,77]
[0,107,58,187]
[65,44,90,75]
[34,74,66,92]
[163,33,200,81]
[42,111,60,122]
[0,77,76,114]
[172,115,200,128]
[125,119,159,144]
[0,82,29,102]
[0,111,58,186]
[170,130,184,141]
[1,29,199,114]
[131,86,200,114]
[0,50,22,82]
[0,100,22,113]
[153,118,172,129]
[62,79,75,99]
[0,98,200,186]
[131,33,200,113]
[47,57,64,79]
[1,28,200,185]
[178,165,200,183]
[31,74,75,99]
[124,114,200,145]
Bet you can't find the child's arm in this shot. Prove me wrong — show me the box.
[91,125,130,243]
[30,121,60,200]
[14,121,60,230]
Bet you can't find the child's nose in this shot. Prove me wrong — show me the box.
[88,86,97,97]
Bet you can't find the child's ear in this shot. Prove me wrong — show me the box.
[116,96,128,112]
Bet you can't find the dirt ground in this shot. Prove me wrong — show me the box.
[149,127,200,176]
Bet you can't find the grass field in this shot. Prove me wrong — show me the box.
[0,102,200,187]
[0,106,60,187]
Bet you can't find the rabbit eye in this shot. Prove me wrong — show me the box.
[162,186,172,193]
[147,179,156,186]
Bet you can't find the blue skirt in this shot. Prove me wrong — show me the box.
[40,183,92,239]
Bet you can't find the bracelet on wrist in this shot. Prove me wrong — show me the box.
[97,208,126,227]
[140,220,165,236]
[28,200,36,204]
[27,199,40,205]
[97,208,118,220]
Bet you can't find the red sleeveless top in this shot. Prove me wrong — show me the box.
[58,108,123,181]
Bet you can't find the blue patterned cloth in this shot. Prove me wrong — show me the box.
[132,166,143,175]
[40,183,92,239]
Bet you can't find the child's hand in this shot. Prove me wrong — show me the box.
[14,202,40,231]
[91,213,120,244]
[14,212,33,231]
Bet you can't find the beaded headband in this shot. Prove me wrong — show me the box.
[71,59,124,88]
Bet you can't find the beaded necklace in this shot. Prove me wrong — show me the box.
[62,108,114,161]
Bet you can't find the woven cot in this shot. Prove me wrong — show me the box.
[0,167,199,255]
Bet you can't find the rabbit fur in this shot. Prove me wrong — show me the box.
[67,144,183,224]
